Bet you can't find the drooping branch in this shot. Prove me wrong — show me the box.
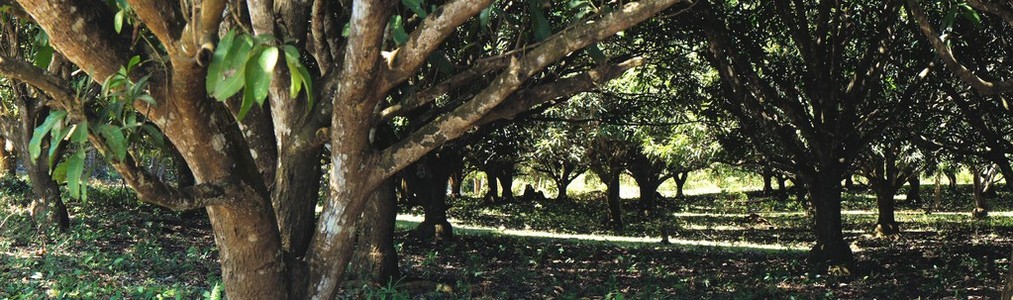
[906,0,1013,95]
[381,0,494,90]
[376,0,686,183]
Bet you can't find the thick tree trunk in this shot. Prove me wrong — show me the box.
[874,185,900,236]
[350,180,400,284]
[805,173,853,268]
[600,172,624,230]
[906,175,921,204]
[674,172,688,198]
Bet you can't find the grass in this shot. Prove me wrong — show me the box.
[2,175,1011,299]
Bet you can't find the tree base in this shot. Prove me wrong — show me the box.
[806,241,855,274]
[410,220,454,244]
[873,222,900,237]
[972,208,989,219]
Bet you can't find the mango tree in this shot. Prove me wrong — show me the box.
[0,0,686,297]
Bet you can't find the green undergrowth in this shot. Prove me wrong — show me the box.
[1,177,222,299]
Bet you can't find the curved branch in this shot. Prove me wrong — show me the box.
[126,0,185,55]
[382,0,494,89]
[376,0,685,183]
[0,53,75,105]
[907,0,1013,95]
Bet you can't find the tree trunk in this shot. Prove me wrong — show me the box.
[906,175,921,204]
[600,172,624,230]
[805,173,853,269]
[484,169,499,203]
[350,180,400,284]
[874,185,900,236]
[674,172,688,198]
[972,168,988,219]
[946,170,958,191]
[555,177,570,201]
[637,178,660,210]
[499,173,514,201]
[18,106,69,232]
[413,174,454,242]
[931,171,941,213]
[844,176,854,190]
[449,170,463,198]
[762,173,773,194]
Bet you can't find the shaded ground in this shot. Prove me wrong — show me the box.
[1,176,1010,299]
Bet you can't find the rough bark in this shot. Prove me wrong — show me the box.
[593,167,624,230]
[350,180,400,284]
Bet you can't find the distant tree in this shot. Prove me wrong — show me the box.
[697,0,935,269]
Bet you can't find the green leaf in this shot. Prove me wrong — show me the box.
[528,0,551,41]
[586,44,606,63]
[245,46,279,106]
[942,6,958,29]
[237,81,256,121]
[402,0,427,18]
[959,4,981,25]
[282,45,303,99]
[34,45,53,69]
[282,45,314,110]
[66,151,86,199]
[139,124,165,148]
[114,10,125,33]
[212,34,253,100]
[51,159,69,182]
[480,5,494,28]
[97,124,127,161]
[70,121,88,143]
[29,110,66,160]
[390,15,409,45]
[206,30,237,96]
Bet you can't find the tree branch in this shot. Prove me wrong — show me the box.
[0,53,76,106]
[376,0,686,182]
[16,0,131,81]
[378,56,509,121]
[126,0,185,56]
[381,0,494,91]
[906,0,1013,95]
[476,57,645,125]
